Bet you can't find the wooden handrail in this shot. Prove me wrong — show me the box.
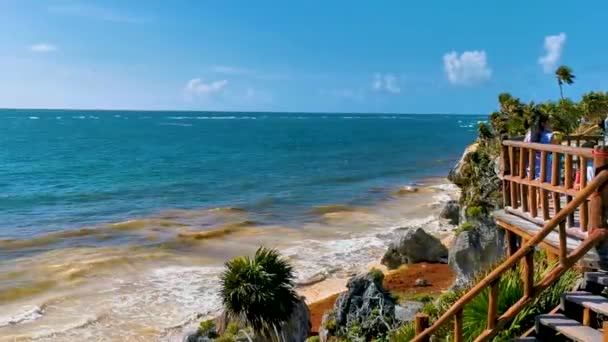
[503,140,594,159]
[411,169,608,342]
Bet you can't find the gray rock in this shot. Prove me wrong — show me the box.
[182,331,213,342]
[448,143,479,186]
[448,217,505,287]
[414,278,428,287]
[439,200,460,225]
[320,272,396,341]
[395,302,425,322]
[279,296,311,342]
[381,227,448,269]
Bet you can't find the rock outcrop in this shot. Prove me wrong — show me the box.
[319,272,396,341]
[447,140,505,286]
[381,227,448,269]
[439,200,460,225]
[280,297,311,342]
[448,216,505,287]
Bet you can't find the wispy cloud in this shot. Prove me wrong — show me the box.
[211,65,254,76]
[48,4,151,24]
[184,78,228,99]
[371,73,401,94]
[539,33,566,73]
[30,43,57,53]
[209,65,289,81]
[443,50,491,85]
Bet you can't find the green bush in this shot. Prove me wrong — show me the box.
[197,319,217,338]
[305,336,320,342]
[369,268,385,283]
[466,206,484,218]
[220,246,299,337]
[455,222,475,236]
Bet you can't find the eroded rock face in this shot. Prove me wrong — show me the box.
[440,200,460,225]
[448,217,505,287]
[280,297,311,342]
[448,143,479,187]
[320,272,396,342]
[381,227,448,269]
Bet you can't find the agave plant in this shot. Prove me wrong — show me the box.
[220,246,299,338]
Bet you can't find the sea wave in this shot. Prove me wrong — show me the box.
[0,305,44,327]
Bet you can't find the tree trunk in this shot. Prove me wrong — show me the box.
[559,81,564,100]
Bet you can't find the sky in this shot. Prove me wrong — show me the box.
[2,0,608,114]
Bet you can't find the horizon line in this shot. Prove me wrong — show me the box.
[0,107,485,116]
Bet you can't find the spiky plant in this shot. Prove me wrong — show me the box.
[220,246,299,338]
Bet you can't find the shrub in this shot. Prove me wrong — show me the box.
[220,246,299,337]
[369,268,385,283]
[455,222,475,236]
[466,206,484,219]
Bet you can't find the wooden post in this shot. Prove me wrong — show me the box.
[487,280,499,329]
[502,145,511,207]
[520,148,529,212]
[565,154,574,227]
[522,251,534,297]
[581,157,589,231]
[415,314,430,342]
[505,230,518,257]
[591,146,608,234]
[509,146,518,209]
[603,321,608,342]
[454,309,463,342]
[540,151,550,220]
[529,148,538,217]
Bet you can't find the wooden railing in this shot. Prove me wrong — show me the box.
[411,141,608,342]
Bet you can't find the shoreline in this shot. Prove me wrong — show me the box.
[1,177,460,341]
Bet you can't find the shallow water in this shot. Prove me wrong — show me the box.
[0,110,476,340]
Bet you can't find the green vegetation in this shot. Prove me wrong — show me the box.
[369,268,385,283]
[465,206,484,219]
[389,253,580,341]
[555,65,575,99]
[305,336,320,342]
[455,221,474,236]
[220,246,299,338]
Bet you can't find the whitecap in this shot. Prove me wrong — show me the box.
[72,116,86,119]
[29,116,39,120]
[0,305,44,327]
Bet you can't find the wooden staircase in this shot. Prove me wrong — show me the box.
[411,139,608,342]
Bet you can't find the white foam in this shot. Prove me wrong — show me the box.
[29,116,39,120]
[0,305,44,327]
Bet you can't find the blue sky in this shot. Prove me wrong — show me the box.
[2,0,608,114]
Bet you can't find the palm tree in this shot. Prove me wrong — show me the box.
[555,65,575,100]
[220,246,299,338]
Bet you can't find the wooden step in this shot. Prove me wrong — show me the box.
[562,291,608,316]
[536,314,603,342]
[585,271,608,286]
[512,337,540,341]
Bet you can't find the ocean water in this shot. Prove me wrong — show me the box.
[0,110,481,340]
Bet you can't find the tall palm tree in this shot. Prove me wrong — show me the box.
[220,246,298,338]
[555,65,575,100]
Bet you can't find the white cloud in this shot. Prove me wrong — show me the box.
[371,73,401,94]
[538,33,566,73]
[211,65,253,75]
[443,50,491,85]
[30,43,57,53]
[184,78,228,99]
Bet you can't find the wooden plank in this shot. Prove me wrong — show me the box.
[559,223,567,266]
[562,291,608,316]
[566,154,575,227]
[503,175,579,197]
[503,140,594,159]
[536,314,603,342]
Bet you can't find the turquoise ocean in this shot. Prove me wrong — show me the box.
[0,110,481,340]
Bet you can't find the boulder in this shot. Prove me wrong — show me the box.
[320,272,396,341]
[381,228,448,269]
[279,297,311,342]
[448,217,505,287]
[414,278,428,287]
[448,143,479,187]
[439,200,460,225]
[394,302,424,323]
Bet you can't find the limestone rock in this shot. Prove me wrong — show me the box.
[280,297,311,342]
[439,200,460,225]
[320,272,396,341]
[448,217,505,287]
[394,302,424,322]
[381,228,448,269]
[448,143,479,186]
[414,278,428,287]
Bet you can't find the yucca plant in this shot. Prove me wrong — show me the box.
[220,246,299,338]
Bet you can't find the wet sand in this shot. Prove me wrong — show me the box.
[0,178,459,341]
